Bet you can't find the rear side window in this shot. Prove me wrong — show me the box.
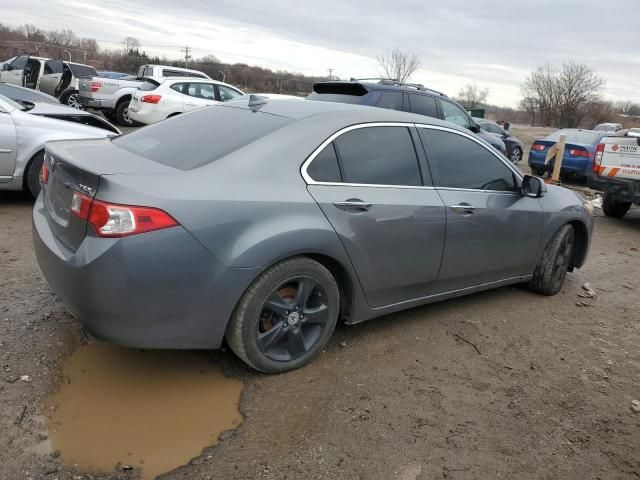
[376,91,403,111]
[419,128,516,191]
[186,83,215,99]
[334,127,422,186]
[44,60,64,75]
[307,143,342,182]
[169,82,188,94]
[407,94,438,118]
[440,100,471,129]
[139,80,160,91]
[113,106,293,170]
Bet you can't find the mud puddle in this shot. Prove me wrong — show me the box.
[43,343,243,479]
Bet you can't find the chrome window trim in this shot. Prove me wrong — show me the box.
[301,122,523,194]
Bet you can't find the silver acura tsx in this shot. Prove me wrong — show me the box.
[33,97,593,373]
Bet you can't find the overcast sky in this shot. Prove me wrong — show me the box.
[6,0,639,107]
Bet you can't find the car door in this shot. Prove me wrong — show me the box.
[0,56,29,86]
[182,82,218,112]
[417,126,544,292]
[304,124,447,307]
[38,60,64,96]
[0,108,17,178]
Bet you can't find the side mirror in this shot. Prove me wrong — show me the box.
[503,131,511,138]
[469,123,480,134]
[521,174,546,198]
[1,64,9,71]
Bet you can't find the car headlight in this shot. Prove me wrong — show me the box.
[583,200,594,216]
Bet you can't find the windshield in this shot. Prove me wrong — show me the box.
[0,93,27,111]
[546,130,602,145]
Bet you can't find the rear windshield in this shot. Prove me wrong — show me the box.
[594,124,616,131]
[67,64,98,78]
[306,92,364,104]
[546,130,601,144]
[113,106,293,170]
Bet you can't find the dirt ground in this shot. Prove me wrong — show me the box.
[1,135,640,479]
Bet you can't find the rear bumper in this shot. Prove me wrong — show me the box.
[529,153,593,177]
[33,194,257,349]
[78,96,115,110]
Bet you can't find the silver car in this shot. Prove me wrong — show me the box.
[33,98,594,373]
[0,93,119,197]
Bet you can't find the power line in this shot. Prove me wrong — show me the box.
[180,45,192,69]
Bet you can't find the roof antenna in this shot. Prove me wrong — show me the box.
[248,94,268,110]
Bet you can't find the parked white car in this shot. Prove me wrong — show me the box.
[128,77,244,125]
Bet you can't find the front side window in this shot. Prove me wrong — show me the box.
[306,143,342,182]
[375,91,403,111]
[419,128,516,192]
[218,85,243,102]
[407,94,438,118]
[440,100,471,129]
[10,56,28,71]
[334,127,422,186]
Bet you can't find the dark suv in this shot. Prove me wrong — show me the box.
[307,79,506,156]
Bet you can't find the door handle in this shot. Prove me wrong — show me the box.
[333,199,372,212]
[449,203,476,214]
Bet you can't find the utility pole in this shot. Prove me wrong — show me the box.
[327,68,334,80]
[181,46,192,69]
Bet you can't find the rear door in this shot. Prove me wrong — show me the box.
[305,124,447,307]
[0,109,17,178]
[418,126,544,292]
[39,60,64,96]
[182,82,218,111]
[1,56,29,86]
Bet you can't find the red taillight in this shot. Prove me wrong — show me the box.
[531,143,546,151]
[70,193,178,237]
[568,148,592,157]
[90,81,102,92]
[141,94,162,104]
[41,163,49,185]
[593,143,605,174]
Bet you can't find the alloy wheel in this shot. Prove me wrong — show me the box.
[551,235,572,288]
[510,148,522,164]
[256,276,330,362]
[66,93,83,110]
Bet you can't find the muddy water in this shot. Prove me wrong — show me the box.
[44,343,243,480]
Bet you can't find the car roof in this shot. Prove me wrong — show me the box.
[313,80,448,97]
[224,97,462,129]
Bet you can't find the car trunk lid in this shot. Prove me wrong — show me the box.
[42,138,176,251]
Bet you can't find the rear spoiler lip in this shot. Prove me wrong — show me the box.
[312,81,369,96]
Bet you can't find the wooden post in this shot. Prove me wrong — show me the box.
[550,134,567,183]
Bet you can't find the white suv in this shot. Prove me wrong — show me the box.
[128,77,244,125]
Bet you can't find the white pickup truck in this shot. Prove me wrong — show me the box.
[78,64,211,127]
[592,133,640,218]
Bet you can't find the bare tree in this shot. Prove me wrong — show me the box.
[121,36,141,53]
[457,82,490,109]
[21,24,44,41]
[377,47,422,83]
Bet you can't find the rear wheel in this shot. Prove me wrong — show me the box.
[225,257,340,373]
[529,224,575,296]
[510,147,523,164]
[62,90,83,110]
[602,192,631,218]
[25,151,44,198]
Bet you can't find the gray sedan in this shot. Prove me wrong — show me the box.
[33,98,594,373]
[0,93,119,197]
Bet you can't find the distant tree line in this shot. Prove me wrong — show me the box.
[0,23,329,95]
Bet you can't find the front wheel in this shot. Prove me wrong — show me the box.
[225,257,340,373]
[529,224,575,296]
[602,192,631,218]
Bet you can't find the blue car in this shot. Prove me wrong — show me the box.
[529,129,607,179]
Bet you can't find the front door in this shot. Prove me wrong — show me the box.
[304,125,447,307]
[418,126,544,292]
[0,111,17,178]
[0,56,28,86]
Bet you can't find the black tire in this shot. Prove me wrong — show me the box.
[510,147,523,164]
[602,193,631,218]
[115,99,139,127]
[529,224,575,296]
[225,257,340,373]
[25,151,44,198]
[61,90,83,110]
